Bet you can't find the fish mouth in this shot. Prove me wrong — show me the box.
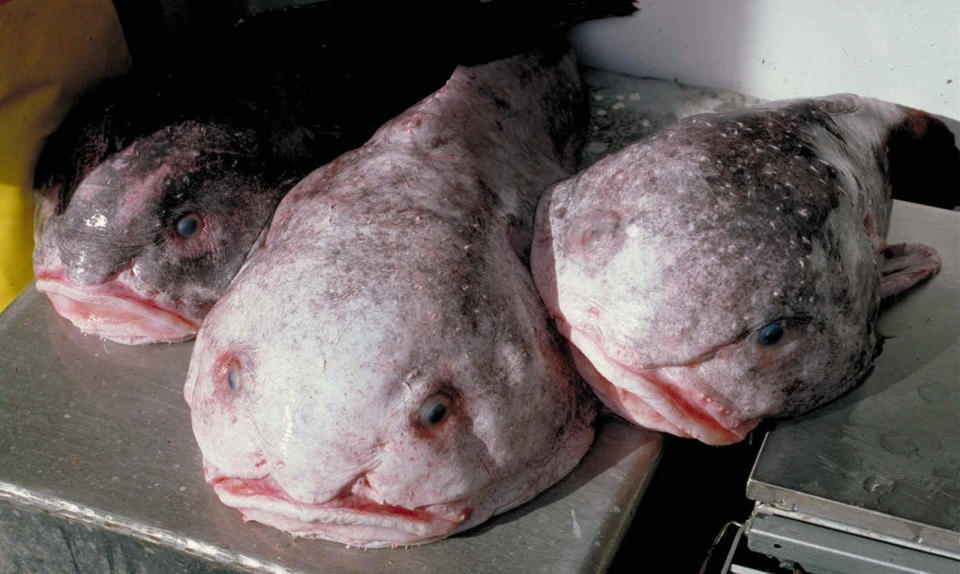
[209,475,473,548]
[35,272,199,345]
[562,322,758,445]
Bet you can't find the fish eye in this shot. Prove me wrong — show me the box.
[227,363,241,391]
[418,393,452,427]
[176,213,201,238]
[757,320,786,347]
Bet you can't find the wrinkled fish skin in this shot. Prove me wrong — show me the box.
[29,4,457,346]
[31,73,303,345]
[185,48,598,548]
[532,94,955,445]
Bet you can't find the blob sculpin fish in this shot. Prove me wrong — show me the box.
[184,49,597,547]
[532,94,956,445]
[30,72,321,346]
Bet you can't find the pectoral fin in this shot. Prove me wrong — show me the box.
[880,242,941,302]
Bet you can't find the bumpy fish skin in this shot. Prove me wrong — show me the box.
[184,49,597,547]
[532,94,953,445]
[33,112,292,345]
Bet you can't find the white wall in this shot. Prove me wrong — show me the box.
[571,0,960,119]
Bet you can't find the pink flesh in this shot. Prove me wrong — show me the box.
[563,322,758,445]
[35,271,199,345]
[209,475,469,547]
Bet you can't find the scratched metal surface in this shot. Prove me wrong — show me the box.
[747,201,960,558]
[0,285,662,573]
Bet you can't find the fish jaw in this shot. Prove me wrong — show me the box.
[35,271,199,345]
[208,474,472,548]
[562,322,758,446]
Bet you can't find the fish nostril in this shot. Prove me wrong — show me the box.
[566,209,626,261]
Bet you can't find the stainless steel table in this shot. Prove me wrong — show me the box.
[744,201,960,574]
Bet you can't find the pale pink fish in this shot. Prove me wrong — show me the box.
[184,49,597,547]
[532,95,955,445]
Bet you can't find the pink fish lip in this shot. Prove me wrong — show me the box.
[562,320,758,445]
[34,270,200,345]
[208,474,473,545]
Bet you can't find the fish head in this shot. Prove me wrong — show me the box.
[184,196,595,547]
[533,114,882,445]
[33,121,286,344]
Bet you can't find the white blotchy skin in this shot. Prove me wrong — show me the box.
[184,50,597,547]
[532,94,946,445]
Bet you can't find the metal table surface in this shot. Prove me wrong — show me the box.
[746,200,960,560]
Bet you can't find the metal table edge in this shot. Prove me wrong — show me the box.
[745,479,960,560]
[0,481,291,574]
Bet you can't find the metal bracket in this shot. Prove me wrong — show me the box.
[744,511,960,574]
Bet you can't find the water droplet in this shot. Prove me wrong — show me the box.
[862,475,895,496]
[917,381,940,404]
[880,431,941,456]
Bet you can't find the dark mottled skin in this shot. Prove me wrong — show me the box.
[185,49,599,547]
[533,94,953,443]
[34,120,286,322]
[29,57,354,344]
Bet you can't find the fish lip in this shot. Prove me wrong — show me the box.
[208,475,471,546]
[563,323,758,445]
[34,271,200,345]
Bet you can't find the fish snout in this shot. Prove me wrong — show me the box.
[54,225,141,286]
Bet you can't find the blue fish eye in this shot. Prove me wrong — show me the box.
[758,321,786,347]
[227,365,240,390]
[176,213,201,238]
[419,393,451,427]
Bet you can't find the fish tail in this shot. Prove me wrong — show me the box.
[886,108,960,211]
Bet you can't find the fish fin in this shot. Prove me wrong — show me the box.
[879,242,941,302]
[887,110,960,210]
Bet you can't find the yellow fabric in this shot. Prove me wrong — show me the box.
[0,0,132,312]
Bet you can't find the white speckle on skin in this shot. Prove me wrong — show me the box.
[63,414,71,419]
[84,212,108,230]
[611,102,625,110]
[630,93,641,101]
[596,109,607,116]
